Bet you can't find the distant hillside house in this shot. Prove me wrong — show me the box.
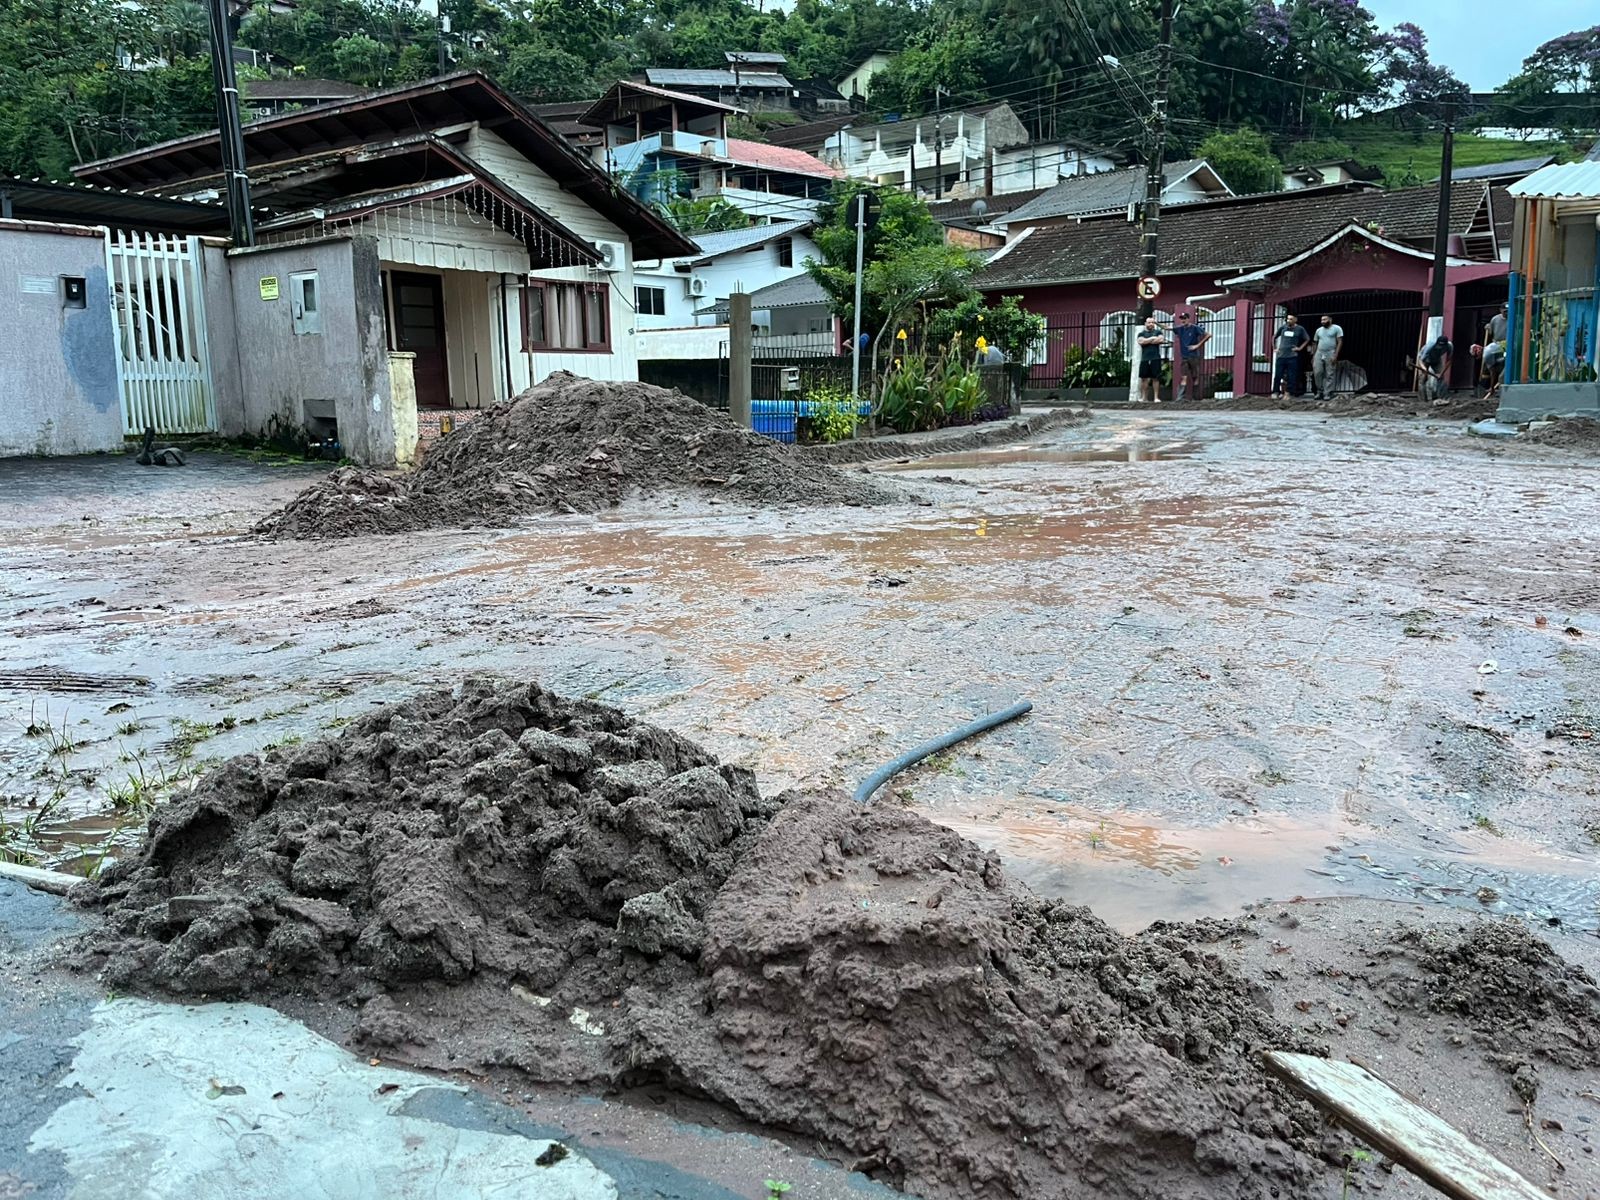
[584,80,841,221]
[834,50,895,105]
[242,78,369,120]
[643,60,798,112]
[1282,158,1382,191]
[820,102,1125,200]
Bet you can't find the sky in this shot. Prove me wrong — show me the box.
[1360,0,1579,90]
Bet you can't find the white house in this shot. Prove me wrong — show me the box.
[633,219,819,331]
[583,80,841,222]
[834,50,895,104]
[73,72,696,427]
[820,102,1124,200]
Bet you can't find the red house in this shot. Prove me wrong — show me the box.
[978,182,1510,395]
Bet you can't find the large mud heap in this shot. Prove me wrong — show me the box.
[258,372,891,539]
[75,677,1334,1199]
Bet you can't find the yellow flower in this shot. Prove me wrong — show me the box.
[975,335,989,353]
[896,328,908,341]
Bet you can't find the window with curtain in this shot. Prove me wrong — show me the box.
[522,280,611,352]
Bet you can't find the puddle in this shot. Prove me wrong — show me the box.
[928,805,1600,935]
[884,441,1201,470]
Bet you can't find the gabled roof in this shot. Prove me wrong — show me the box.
[687,218,813,263]
[243,78,368,102]
[580,80,741,128]
[996,160,1228,226]
[1217,223,1472,287]
[762,113,856,151]
[726,51,787,66]
[1448,156,1554,182]
[0,175,230,234]
[644,68,791,90]
[72,71,695,258]
[253,136,607,268]
[927,187,1051,226]
[976,182,1502,290]
[704,271,829,316]
[722,138,841,178]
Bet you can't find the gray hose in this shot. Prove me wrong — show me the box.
[853,700,1034,804]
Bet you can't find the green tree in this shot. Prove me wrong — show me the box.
[863,18,995,115]
[1196,128,1283,195]
[806,181,979,374]
[925,294,1043,361]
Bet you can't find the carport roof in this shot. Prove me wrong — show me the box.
[0,176,230,234]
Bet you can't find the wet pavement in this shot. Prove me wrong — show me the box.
[2,413,1599,938]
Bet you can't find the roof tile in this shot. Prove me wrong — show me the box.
[977,183,1500,290]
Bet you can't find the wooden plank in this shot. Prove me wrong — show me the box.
[1263,1052,1550,1200]
[0,860,80,896]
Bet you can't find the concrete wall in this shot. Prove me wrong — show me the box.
[223,235,398,465]
[0,222,124,457]
[634,231,821,330]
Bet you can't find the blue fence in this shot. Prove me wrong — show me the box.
[751,397,872,444]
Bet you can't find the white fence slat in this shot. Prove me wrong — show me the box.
[107,230,215,436]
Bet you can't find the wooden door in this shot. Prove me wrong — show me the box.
[391,271,448,407]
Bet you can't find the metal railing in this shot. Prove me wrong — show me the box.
[1515,287,1599,385]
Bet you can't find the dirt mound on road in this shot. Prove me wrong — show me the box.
[257,373,892,539]
[73,676,1336,1198]
[1523,415,1600,449]
[1367,921,1600,1080]
[74,677,777,1081]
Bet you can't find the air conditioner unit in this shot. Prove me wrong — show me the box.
[591,239,626,272]
[687,275,709,297]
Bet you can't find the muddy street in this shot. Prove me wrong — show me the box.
[3,411,1599,936]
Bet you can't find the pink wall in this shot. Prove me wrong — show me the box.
[987,246,1507,393]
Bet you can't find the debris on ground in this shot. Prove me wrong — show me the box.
[1366,921,1600,1081]
[257,373,893,539]
[1522,415,1600,449]
[73,676,1338,1200]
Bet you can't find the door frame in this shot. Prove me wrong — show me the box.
[386,269,449,406]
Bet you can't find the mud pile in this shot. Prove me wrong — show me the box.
[75,677,777,1080]
[1524,415,1600,449]
[75,676,1335,1199]
[258,373,892,538]
[1367,921,1600,1078]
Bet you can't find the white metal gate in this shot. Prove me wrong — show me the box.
[105,230,217,436]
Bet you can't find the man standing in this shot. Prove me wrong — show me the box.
[1272,314,1309,400]
[1311,314,1344,401]
[1136,316,1166,403]
[1173,311,1210,401]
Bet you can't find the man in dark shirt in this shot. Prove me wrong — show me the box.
[1272,314,1309,400]
[1419,334,1452,401]
[1135,316,1167,403]
[1173,311,1210,402]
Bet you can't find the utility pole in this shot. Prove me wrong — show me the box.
[1426,107,1456,346]
[729,292,753,428]
[934,84,948,200]
[205,0,254,246]
[1126,0,1174,402]
[851,192,867,404]
[438,14,451,74]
